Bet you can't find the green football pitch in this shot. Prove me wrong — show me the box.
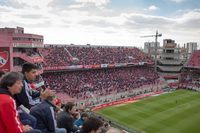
[95,90,200,133]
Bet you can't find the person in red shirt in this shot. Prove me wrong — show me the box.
[0,72,40,133]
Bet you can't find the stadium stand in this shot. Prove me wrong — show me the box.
[42,66,159,101]
[185,50,200,68]
[38,47,73,67]
[179,50,200,91]
[38,45,154,67]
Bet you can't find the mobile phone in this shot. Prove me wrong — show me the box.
[35,81,46,90]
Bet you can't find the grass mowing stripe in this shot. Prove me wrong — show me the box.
[124,92,200,131]
[141,98,200,133]
[108,90,199,124]
[159,105,200,133]
[95,90,200,133]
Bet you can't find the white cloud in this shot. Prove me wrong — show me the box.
[0,0,199,47]
[74,0,110,7]
[148,5,159,11]
[175,9,200,30]
[15,0,53,8]
[68,4,85,9]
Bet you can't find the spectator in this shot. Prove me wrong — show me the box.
[0,72,41,133]
[101,122,110,133]
[57,102,79,133]
[81,117,103,133]
[14,62,40,109]
[74,113,89,128]
[30,95,66,133]
[14,62,55,109]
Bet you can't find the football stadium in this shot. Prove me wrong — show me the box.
[0,26,200,133]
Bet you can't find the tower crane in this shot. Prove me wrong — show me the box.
[141,31,162,72]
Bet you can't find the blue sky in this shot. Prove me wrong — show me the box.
[0,0,200,48]
[109,0,199,16]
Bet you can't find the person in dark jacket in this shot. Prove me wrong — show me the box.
[30,96,66,133]
[14,62,55,109]
[14,63,41,109]
[13,63,40,128]
[57,102,79,133]
[14,63,55,128]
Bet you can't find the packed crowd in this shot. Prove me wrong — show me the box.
[14,48,40,57]
[38,47,73,67]
[186,50,200,68]
[0,63,119,133]
[179,50,200,91]
[179,70,200,91]
[42,66,159,100]
[38,46,153,67]
[67,46,153,65]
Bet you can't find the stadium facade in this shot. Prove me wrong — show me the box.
[0,26,43,72]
